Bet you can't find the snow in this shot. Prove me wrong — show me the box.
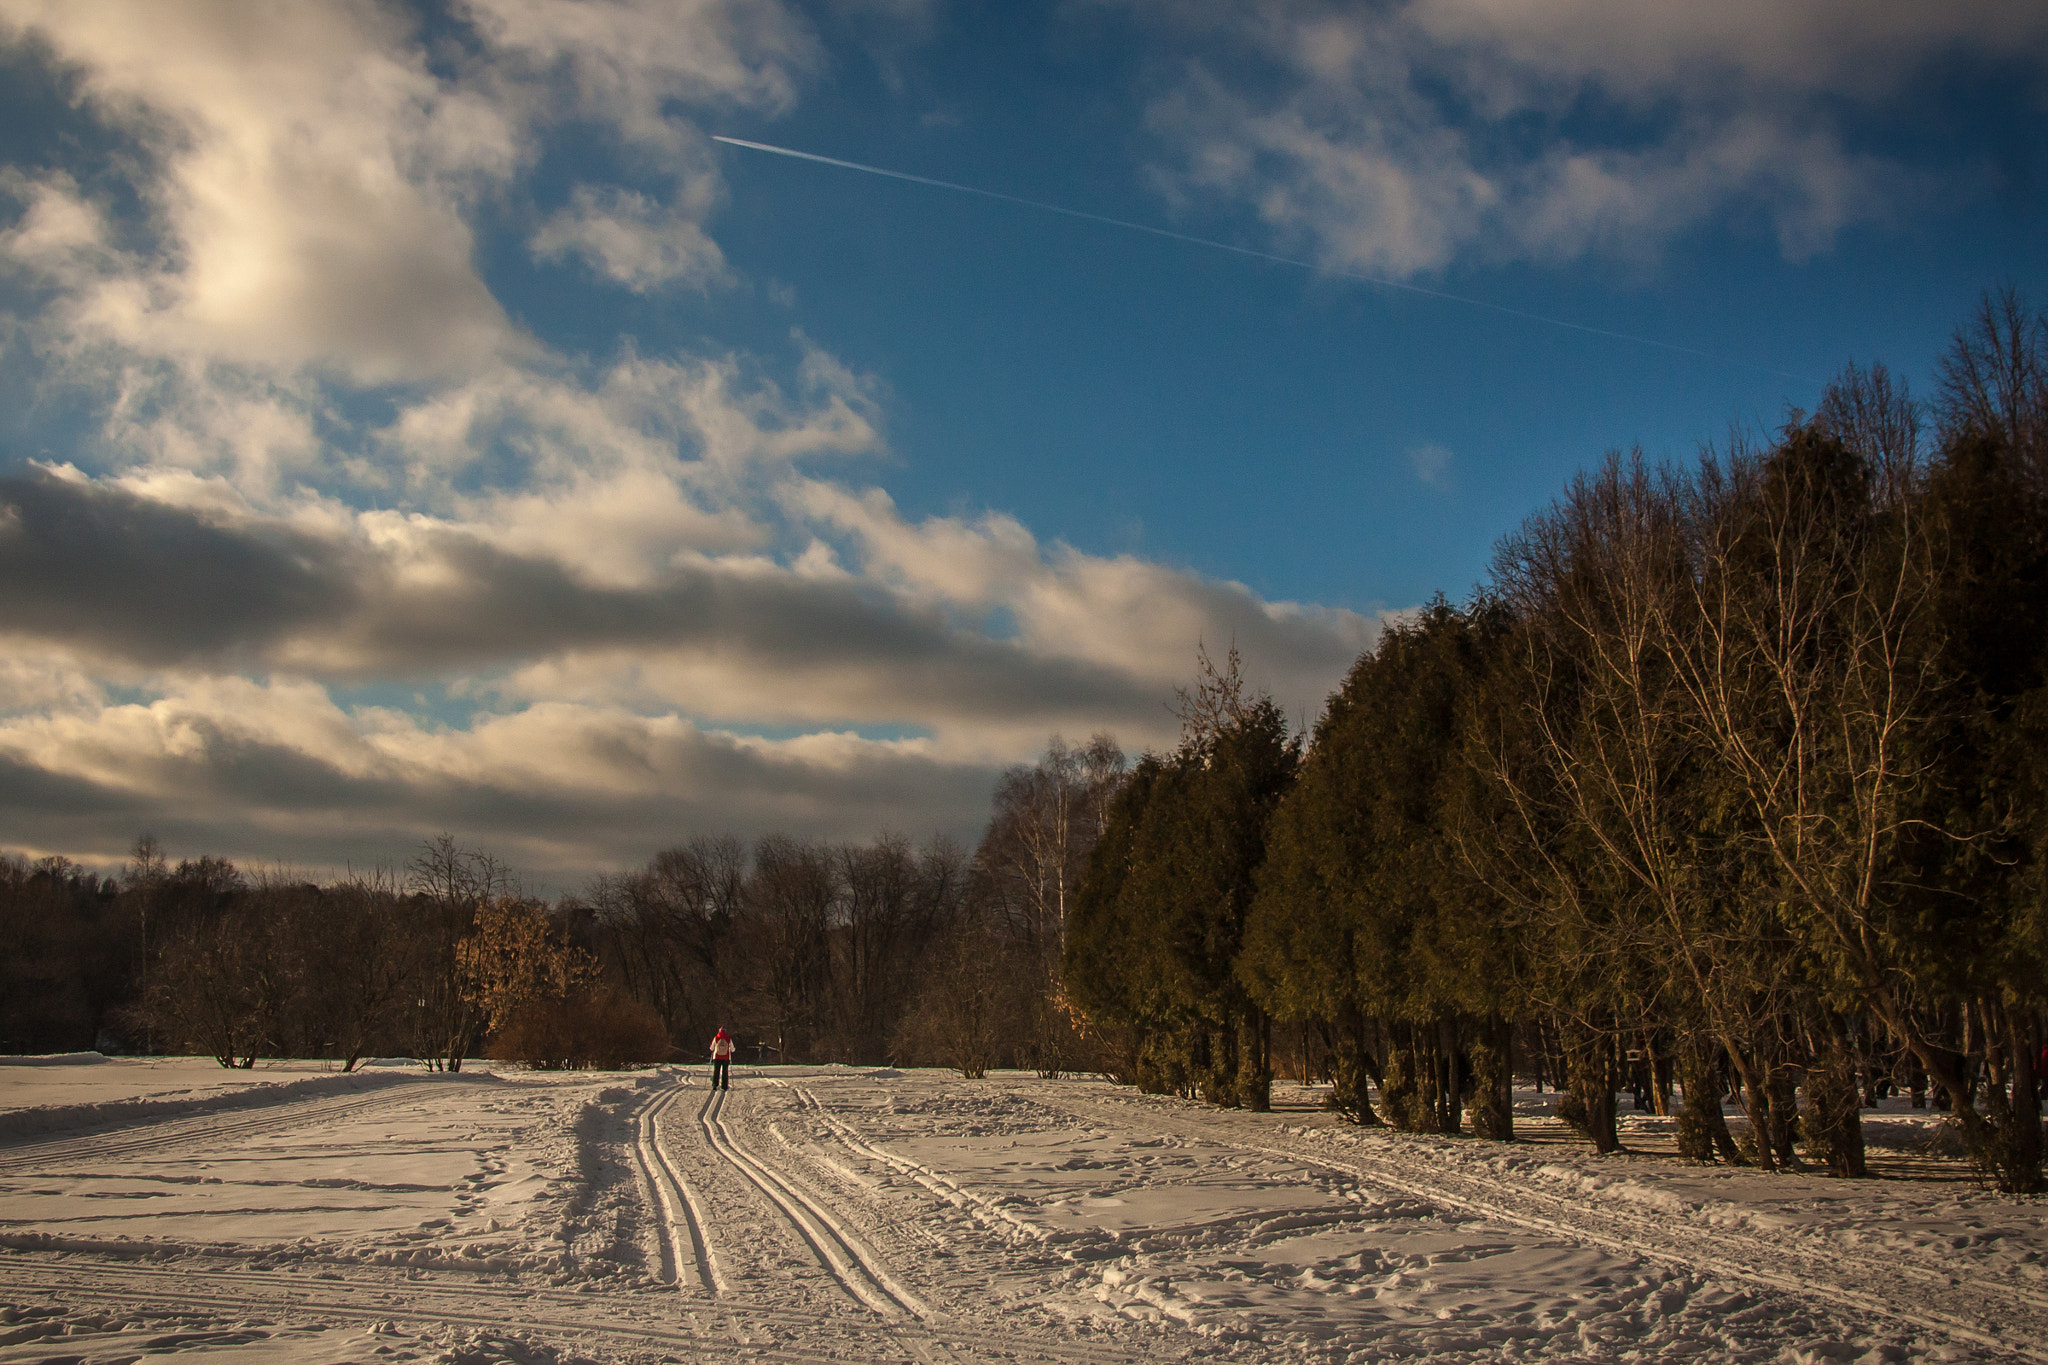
[0,1057,453,1143]
[0,1063,2040,1363]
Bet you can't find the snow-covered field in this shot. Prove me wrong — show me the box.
[1,1058,2042,1364]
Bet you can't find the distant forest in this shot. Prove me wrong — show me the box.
[4,289,2044,1194]
[0,738,1126,1089]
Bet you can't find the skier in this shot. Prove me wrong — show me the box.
[709,1027,735,1091]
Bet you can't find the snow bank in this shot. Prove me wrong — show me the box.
[0,1051,108,1066]
[0,1067,487,1144]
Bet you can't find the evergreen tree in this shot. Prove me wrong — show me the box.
[1065,648,1299,1109]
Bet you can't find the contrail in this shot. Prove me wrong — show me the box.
[712,134,1815,385]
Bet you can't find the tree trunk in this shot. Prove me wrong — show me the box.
[1467,1013,1515,1141]
[1239,1010,1273,1113]
[1801,1029,1868,1178]
[1677,1041,1741,1164]
[1438,1016,1463,1134]
[1558,1019,1620,1154]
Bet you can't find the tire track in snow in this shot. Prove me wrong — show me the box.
[697,1087,932,1321]
[1039,1089,2043,1363]
[632,1083,721,1294]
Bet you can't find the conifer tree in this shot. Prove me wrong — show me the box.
[1065,648,1299,1108]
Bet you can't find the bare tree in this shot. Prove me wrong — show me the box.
[596,835,747,1046]
[1936,286,2048,472]
[976,733,1126,1074]
[1662,429,2018,1176]
[1815,361,1923,509]
[1484,457,1689,1154]
[980,735,1126,963]
[403,835,503,1071]
[747,835,836,1062]
[904,918,1022,1079]
[303,873,416,1071]
[134,858,280,1068]
[833,834,960,1063]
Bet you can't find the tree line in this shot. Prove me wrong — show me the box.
[1060,289,2048,1193]
[0,736,1127,1078]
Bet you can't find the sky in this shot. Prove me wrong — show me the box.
[0,0,2044,889]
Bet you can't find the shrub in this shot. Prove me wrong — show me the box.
[490,992,672,1069]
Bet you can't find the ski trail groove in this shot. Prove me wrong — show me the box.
[697,1087,931,1320]
[1245,1125,2048,1361]
[633,1083,721,1293]
[1040,1091,2042,1364]
[794,1088,1041,1244]
[1281,1139,2044,1363]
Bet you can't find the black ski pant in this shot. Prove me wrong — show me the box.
[711,1058,730,1090]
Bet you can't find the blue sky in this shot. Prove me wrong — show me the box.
[0,0,2043,886]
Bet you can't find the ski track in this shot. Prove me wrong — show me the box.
[634,1082,721,1293]
[1034,1087,2047,1363]
[694,1084,933,1320]
[3,1064,2041,1363]
[794,1087,1043,1245]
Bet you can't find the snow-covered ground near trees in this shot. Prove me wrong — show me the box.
[0,1058,2042,1364]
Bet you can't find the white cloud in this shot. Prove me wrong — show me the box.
[0,643,105,714]
[784,475,1385,726]
[791,480,1040,608]
[1138,0,2046,276]
[0,0,835,384]
[0,0,524,382]
[1403,0,2048,102]
[1409,442,1452,486]
[531,184,731,291]
[463,0,820,147]
[0,455,1384,773]
[0,170,111,286]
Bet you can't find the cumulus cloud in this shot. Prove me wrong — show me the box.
[0,0,523,382]
[0,470,1351,737]
[1137,0,2048,276]
[0,0,1389,880]
[531,184,731,291]
[365,350,882,585]
[0,169,111,285]
[0,473,358,666]
[0,0,828,384]
[0,675,998,876]
[0,451,1384,877]
[0,447,1386,872]
[1401,0,2048,101]
[790,478,1380,717]
[464,0,820,147]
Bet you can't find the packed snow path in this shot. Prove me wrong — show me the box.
[0,1061,2042,1363]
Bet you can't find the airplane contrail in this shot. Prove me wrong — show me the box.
[712,134,1815,385]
